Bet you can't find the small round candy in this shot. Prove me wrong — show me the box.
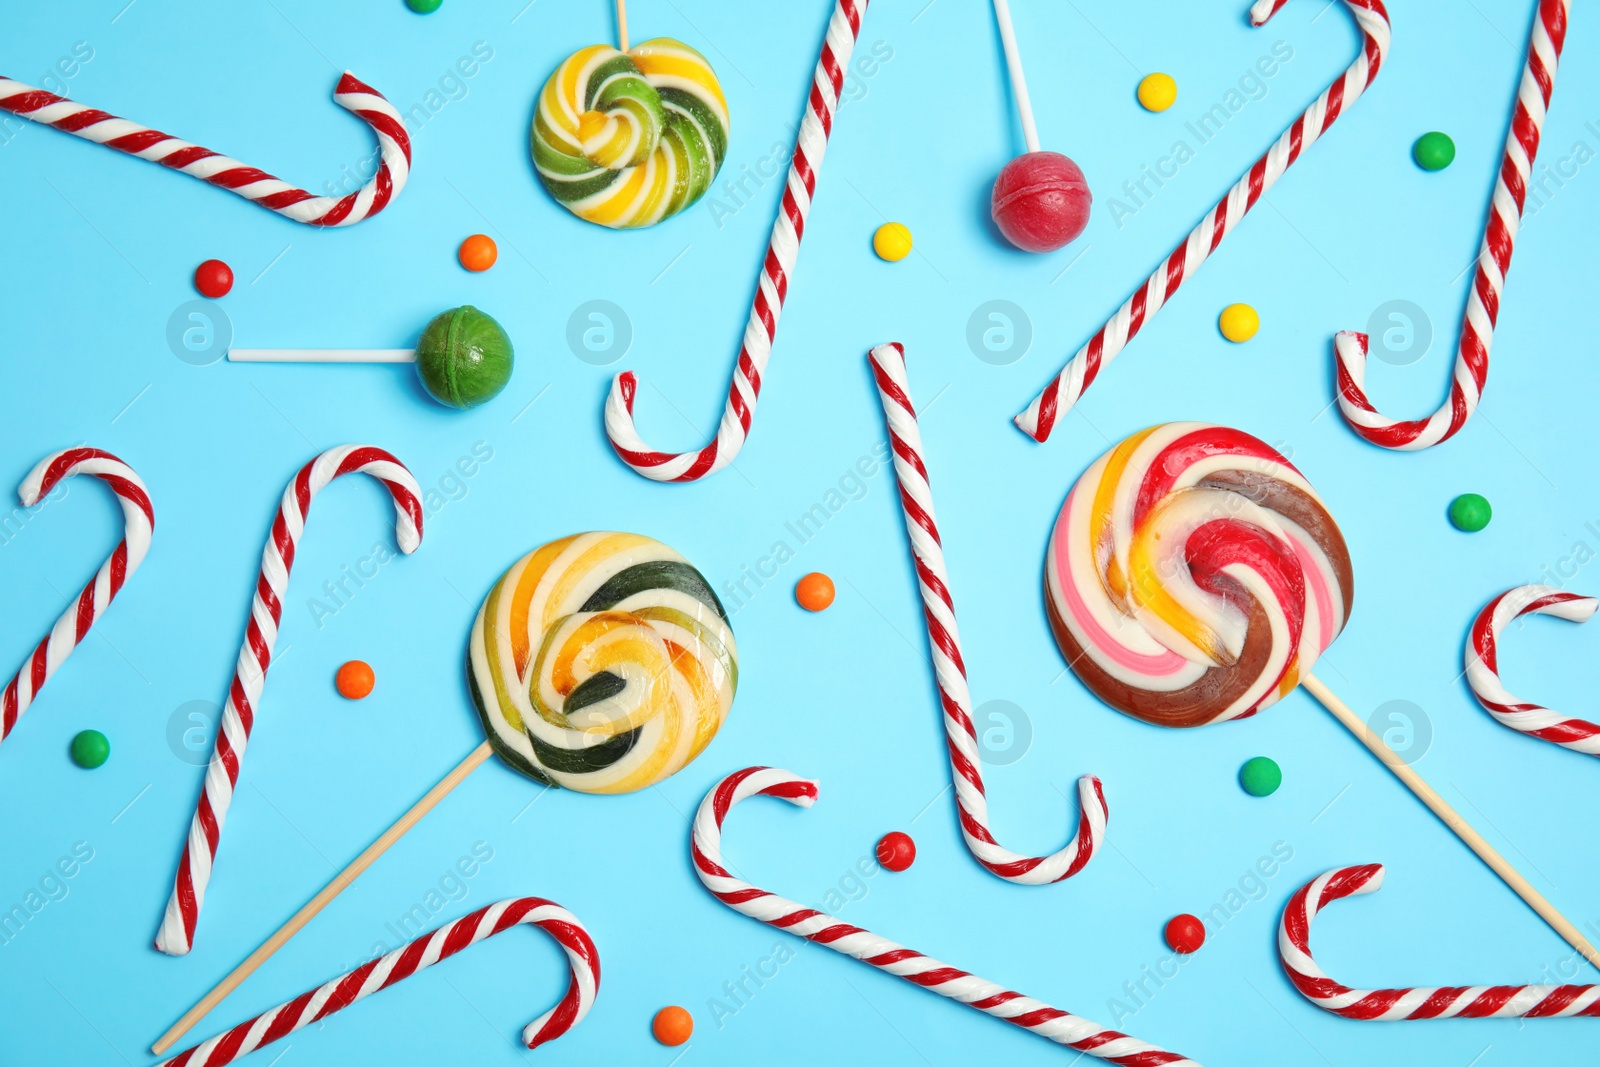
[873,222,913,262]
[336,660,376,700]
[194,259,234,299]
[795,572,835,612]
[1239,756,1282,797]
[70,729,110,769]
[1137,73,1177,112]
[406,0,442,11]
[1449,493,1492,533]
[1218,303,1260,343]
[415,305,514,409]
[1413,131,1456,172]
[652,1006,693,1046]
[991,151,1092,254]
[1164,913,1206,954]
[458,233,498,272]
[876,831,917,872]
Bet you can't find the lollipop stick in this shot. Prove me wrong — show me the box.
[227,349,415,363]
[991,0,1040,154]
[150,740,494,1055]
[617,0,630,51]
[1302,673,1600,969]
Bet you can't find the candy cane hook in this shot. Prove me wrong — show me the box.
[1014,0,1391,443]
[0,72,410,227]
[1335,0,1569,449]
[1466,583,1600,755]
[157,445,423,957]
[603,0,867,481]
[872,343,1107,883]
[2,448,154,747]
[1282,864,1600,1019]
[694,767,1199,1064]
[158,897,599,1066]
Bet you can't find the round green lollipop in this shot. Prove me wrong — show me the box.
[415,305,514,409]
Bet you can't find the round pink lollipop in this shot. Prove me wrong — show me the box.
[988,0,1092,253]
[992,151,1091,253]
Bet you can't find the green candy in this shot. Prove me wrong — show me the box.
[1239,756,1281,797]
[406,0,442,12]
[415,306,514,410]
[1449,493,1492,532]
[1413,131,1456,171]
[70,729,110,769]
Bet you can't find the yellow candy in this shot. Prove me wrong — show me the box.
[1219,303,1259,343]
[873,222,913,262]
[1137,73,1177,113]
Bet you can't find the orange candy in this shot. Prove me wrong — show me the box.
[458,233,498,272]
[652,1005,693,1046]
[335,660,375,700]
[795,572,835,612]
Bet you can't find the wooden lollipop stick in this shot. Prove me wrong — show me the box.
[990,0,1039,154]
[228,349,415,363]
[150,740,495,1055]
[617,0,630,52]
[1303,673,1600,970]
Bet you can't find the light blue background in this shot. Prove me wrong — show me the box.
[4,1,1600,1063]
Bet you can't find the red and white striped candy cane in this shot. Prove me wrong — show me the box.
[0,72,410,227]
[695,767,1200,1064]
[1014,0,1391,444]
[158,897,599,1066]
[1466,583,1599,755]
[603,0,867,481]
[1281,864,1600,1019]
[871,342,1106,884]
[157,445,423,957]
[2,448,154,747]
[1334,0,1569,449]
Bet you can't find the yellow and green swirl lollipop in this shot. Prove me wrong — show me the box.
[532,39,729,228]
[470,531,737,792]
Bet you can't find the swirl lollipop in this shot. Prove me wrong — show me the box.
[1047,424,1352,727]
[469,532,737,791]
[1049,423,1600,970]
[153,531,735,1055]
[532,24,729,229]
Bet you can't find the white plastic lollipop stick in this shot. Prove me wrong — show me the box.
[227,349,414,363]
[991,0,1040,153]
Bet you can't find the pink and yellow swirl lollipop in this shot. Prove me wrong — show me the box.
[1048,421,1600,971]
[1046,423,1353,728]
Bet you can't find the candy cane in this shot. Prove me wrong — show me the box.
[1334,0,1568,449]
[157,445,423,957]
[158,897,599,1066]
[871,342,1107,883]
[1014,0,1391,444]
[603,0,867,481]
[2,448,154,747]
[0,72,409,227]
[1466,583,1599,755]
[695,767,1200,1064]
[1281,864,1600,1019]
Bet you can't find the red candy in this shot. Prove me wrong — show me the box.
[1164,913,1206,954]
[876,831,916,872]
[194,259,234,298]
[990,151,1091,253]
